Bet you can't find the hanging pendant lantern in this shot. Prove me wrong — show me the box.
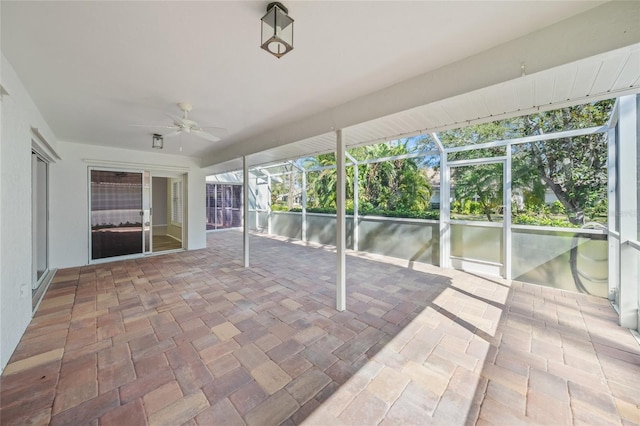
[261,2,294,59]
[152,133,163,149]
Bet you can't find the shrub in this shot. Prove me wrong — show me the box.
[468,201,483,215]
[549,201,565,215]
[512,213,578,228]
[585,200,607,218]
[275,206,440,220]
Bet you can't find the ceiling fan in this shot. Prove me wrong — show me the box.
[135,102,225,142]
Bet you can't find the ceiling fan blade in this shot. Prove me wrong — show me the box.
[166,113,188,128]
[130,124,175,129]
[198,126,227,137]
[162,129,182,139]
[134,105,222,143]
[192,129,220,142]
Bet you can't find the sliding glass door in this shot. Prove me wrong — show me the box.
[90,169,144,260]
[143,171,151,254]
[32,152,48,290]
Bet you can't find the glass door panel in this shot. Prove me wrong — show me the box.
[32,153,48,289]
[216,185,223,228]
[90,170,143,260]
[232,185,242,227]
[223,185,232,227]
[206,183,216,230]
[143,171,151,253]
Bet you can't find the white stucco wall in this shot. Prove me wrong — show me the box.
[50,141,206,268]
[0,54,58,372]
[0,53,207,371]
[0,62,3,375]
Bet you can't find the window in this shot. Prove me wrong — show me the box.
[171,179,183,225]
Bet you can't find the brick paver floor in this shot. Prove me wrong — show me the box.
[1,230,639,425]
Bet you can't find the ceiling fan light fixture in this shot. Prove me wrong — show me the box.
[261,2,294,59]
[152,133,163,149]
[135,103,224,145]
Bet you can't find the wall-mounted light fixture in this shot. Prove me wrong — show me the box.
[152,133,163,149]
[261,2,294,59]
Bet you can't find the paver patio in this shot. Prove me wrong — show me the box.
[1,230,639,425]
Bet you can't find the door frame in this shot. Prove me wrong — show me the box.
[444,156,511,278]
[88,167,145,264]
[150,171,187,253]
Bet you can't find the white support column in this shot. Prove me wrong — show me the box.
[504,150,512,280]
[440,154,450,269]
[302,170,307,242]
[267,175,272,235]
[618,95,639,329]
[607,102,620,302]
[253,177,260,231]
[336,130,347,312]
[432,133,450,270]
[288,160,308,243]
[243,156,250,268]
[346,152,359,252]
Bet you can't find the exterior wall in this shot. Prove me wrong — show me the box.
[252,176,270,212]
[250,210,269,232]
[50,141,205,268]
[184,169,207,249]
[265,212,611,291]
[0,54,58,372]
[637,95,640,240]
[305,214,354,247]
[246,175,270,231]
[269,212,438,265]
[359,217,440,266]
[272,212,303,240]
[512,228,608,297]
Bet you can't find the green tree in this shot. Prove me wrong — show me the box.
[437,99,612,225]
[359,142,431,211]
[304,142,433,213]
[270,180,286,206]
[514,102,611,224]
[304,153,353,208]
[435,122,511,222]
[269,171,298,208]
[452,163,503,221]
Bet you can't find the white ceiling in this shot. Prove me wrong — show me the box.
[3,1,623,159]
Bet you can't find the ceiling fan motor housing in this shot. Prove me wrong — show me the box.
[177,102,192,113]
